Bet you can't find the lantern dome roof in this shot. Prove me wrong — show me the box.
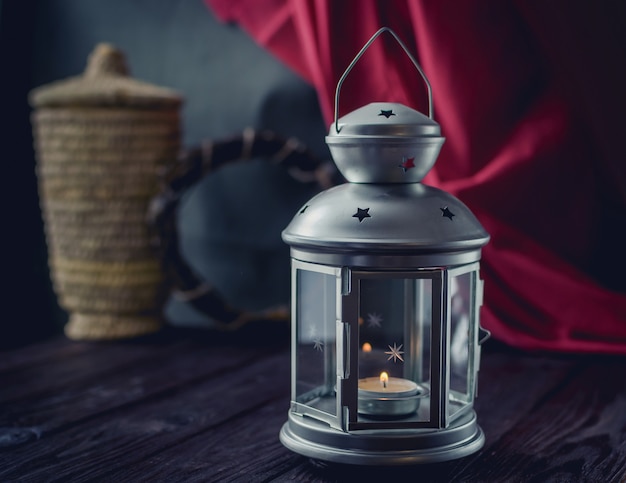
[282,182,489,254]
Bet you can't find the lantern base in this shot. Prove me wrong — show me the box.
[279,410,484,466]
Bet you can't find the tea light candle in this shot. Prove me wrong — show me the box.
[358,372,421,417]
[359,372,418,396]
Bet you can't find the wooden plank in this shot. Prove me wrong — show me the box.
[0,326,285,457]
[0,337,279,438]
[102,396,298,482]
[0,348,291,481]
[0,340,185,403]
[451,355,626,482]
[0,326,285,404]
[0,336,87,373]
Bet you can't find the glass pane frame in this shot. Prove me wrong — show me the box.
[343,269,444,431]
[445,263,480,423]
[290,259,343,430]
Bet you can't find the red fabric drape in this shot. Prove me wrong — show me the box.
[205,0,626,354]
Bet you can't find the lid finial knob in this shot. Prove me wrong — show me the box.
[85,43,129,78]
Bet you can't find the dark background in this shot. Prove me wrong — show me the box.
[1,0,330,348]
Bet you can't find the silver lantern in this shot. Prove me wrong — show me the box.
[279,28,490,465]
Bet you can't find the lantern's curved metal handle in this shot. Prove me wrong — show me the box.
[334,27,433,133]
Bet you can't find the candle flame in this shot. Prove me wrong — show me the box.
[362,342,372,353]
[380,371,389,388]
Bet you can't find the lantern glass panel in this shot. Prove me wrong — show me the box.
[295,268,338,417]
[357,275,434,424]
[448,270,476,419]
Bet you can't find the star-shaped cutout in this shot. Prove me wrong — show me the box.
[399,157,415,172]
[313,337,324,352]
[353,207,371,222]
[440,206,456,220]
[366,312,383,329]
[299,205,308,214]
[378,109,396,118]
[385,343,404,363]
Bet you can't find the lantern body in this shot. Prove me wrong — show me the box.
[280,28,490,465]
[293,260,483,422]
[281,181,489,465]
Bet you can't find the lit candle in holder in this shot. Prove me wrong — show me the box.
[358,371,422,417]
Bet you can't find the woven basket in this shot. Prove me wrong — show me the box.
[29,43,183,340]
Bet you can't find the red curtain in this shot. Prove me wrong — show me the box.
[205,0,626,354]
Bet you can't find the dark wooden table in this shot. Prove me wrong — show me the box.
[1,324,625,482]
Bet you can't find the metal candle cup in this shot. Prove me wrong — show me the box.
[358,373,422,417]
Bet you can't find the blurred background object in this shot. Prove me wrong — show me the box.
[3,0,626,354]
[30,43,182,340]
[3,0,328,348]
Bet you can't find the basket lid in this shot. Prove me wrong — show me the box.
[29,43,183,109]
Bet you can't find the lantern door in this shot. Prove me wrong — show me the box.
[341,270,444,431]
